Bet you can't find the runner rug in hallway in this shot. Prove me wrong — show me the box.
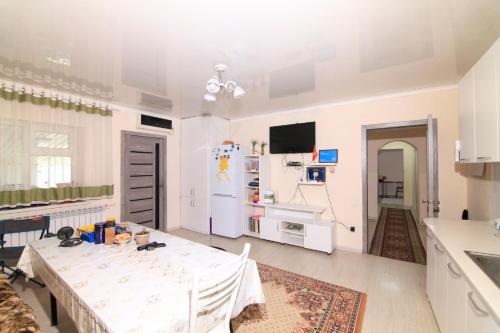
[232,263,367,333]
[369,207,426,264]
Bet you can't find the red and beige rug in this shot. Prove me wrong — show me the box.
[369,207,426,264]
[232,264,367,333]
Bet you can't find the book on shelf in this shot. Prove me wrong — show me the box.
[248,215,261,233]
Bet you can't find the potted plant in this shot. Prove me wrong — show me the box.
[260,141,267,155]
[251,139,258,154]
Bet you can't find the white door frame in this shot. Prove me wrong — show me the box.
[361,117,438,253]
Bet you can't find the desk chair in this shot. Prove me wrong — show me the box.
[395,183,404,198]
[0,216,50,287]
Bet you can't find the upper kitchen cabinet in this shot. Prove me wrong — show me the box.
[458,38,500,163]
[459,70,476,162]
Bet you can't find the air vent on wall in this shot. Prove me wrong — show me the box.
[137,113,174,134]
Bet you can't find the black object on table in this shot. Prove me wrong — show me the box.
[137,241,166,251]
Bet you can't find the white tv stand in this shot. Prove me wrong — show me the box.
[256,202,336,254]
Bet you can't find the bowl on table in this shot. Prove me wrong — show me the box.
[134,230,151,246]
[114,232,132,247]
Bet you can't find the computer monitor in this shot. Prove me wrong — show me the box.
[318,149,338,163]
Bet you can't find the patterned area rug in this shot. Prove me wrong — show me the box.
[231,264,367,333]
[369,207,426,264]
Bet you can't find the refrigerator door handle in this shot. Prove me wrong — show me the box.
[213,194,236,198]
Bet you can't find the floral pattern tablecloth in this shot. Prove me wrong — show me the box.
[17,223,265,333]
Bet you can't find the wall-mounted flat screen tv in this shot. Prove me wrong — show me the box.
[269,122,315,154]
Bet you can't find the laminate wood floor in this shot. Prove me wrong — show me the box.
[12,228,439,333]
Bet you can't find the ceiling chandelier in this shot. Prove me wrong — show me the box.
[204,64,245,102]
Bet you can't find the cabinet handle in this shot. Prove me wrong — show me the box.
[459,158,470,161]
[447,262,461,278]
[468,292,489,317]
[276,223,279,232]
[304,226,307,237]
[476,156,491,160]
[434,243,444,254]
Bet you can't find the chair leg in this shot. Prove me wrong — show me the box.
[9,270,20,283]
[8,269,45,288]
[50,293,58,326]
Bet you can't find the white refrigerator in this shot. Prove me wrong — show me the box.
[211,144,244,238]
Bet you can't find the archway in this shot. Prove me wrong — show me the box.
[378,140,419,221]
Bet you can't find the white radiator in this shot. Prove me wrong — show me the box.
[2,204,108,247]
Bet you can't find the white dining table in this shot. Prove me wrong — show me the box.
[17,223,265,333]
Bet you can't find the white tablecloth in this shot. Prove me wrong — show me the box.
[17,224,265,333]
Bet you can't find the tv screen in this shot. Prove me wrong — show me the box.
[269,122,315,154]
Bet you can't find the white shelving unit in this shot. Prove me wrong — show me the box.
[261,203,336,254]
[243,155,270,236]
[241,157,336,254]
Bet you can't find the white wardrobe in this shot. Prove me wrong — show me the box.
[181,116,229,234]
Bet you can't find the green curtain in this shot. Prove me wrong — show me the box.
[0,87,112,117]
[0,186,114,209]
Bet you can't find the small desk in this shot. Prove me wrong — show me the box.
[378,181,403,198]
[18,223,264,332]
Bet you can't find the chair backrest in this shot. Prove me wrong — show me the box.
[0,216,50,248]
[189,243,251,333]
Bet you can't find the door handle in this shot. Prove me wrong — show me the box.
[447,262,461,278]
[468,292,489,317]
[434,243,444,254]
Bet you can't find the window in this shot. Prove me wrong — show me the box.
[0,86,113,209]
[31,129,73,189]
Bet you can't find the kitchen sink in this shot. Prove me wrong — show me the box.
[465,251,500,289]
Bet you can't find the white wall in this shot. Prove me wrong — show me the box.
[229,87,466,252]
[465,163,500,221]
[378,149,404,194]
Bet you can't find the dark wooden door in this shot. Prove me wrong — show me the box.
[122,133,165,230]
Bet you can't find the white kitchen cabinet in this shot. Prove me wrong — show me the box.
[446,259,467,333]
[260,217,281,242]
[434,240,448,332]
[304,223,334,254]
[426,230,436,308]
[496,40,500,160]
[458,70,476,162]
[458,38,500,163]
[474,45,498,162]
[466,286,499,333]
[181,116,229,233]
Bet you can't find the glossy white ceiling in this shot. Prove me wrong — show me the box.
[0,0,499,119]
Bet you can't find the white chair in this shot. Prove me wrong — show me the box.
[189,243,251,333]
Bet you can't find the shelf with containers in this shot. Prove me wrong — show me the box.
[243,154,270,238]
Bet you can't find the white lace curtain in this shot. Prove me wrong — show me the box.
[0,81,113,209]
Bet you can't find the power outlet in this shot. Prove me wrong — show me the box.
[350,226,355,232]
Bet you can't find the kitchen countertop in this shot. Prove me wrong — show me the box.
[424,218,500,322]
